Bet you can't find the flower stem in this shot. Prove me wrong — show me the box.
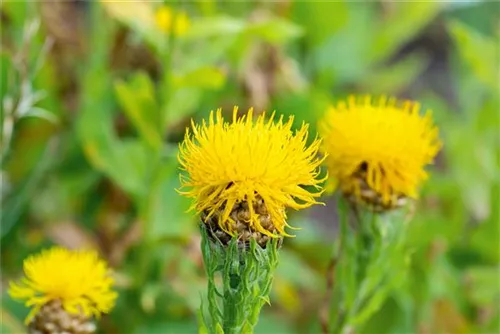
[329,201,411,334]
[223,273,241,334]
[199,225,281,334]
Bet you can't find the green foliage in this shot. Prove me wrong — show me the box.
[199,225,280,334]
[448,20,498,90]
[292,2,348,46]
[328,204,411,333]
[115,73,162,151]
[369,2,442,63]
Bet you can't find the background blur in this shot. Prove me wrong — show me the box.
[1,1,499,333]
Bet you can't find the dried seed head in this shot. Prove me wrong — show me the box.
[28,299,96,334]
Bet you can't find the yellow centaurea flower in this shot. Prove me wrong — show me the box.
[155,6,190,36]
[9,247,117,325]
[319,95,441,211]
[178,107,325,243]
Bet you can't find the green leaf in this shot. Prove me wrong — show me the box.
[246,16,304,44]
[78,7,153,199]
[163,87,202,126]
[215,323,224,334]
[448,20,499,91]
[1,142,53,238]
[369,2,442,63]
[79,91,151,198]
[353,255,408,326]
[148,157,194,240]
[113,140,151,197]
[292,1,348,46]
[360,297,408,334]
[197,307,209,334]
[0,53,10,104]
[464,266,500,306]
[184,16,246,40]
[0,309,26,334]
[311,3,375,84]
[173,66,227,90]
[360,52,430,94]
[114,72,162,151]
[470,179,500,263]
[1,1,29,30]
[79,94,151,198]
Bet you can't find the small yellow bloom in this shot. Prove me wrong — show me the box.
[319,95,441,210]
[9,247,117,323]
[155,6,190,36]
[178,107,325,238]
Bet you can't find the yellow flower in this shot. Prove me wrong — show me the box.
[155,6,190,36]
[178,107,325,238]
[9,247,117,323]
[319,95,441,210]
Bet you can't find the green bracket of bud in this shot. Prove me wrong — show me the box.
[199,224,281,334]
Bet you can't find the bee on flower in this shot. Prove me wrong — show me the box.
[178,107,325,247]
[9,247,117,334]
[319,95,442,212]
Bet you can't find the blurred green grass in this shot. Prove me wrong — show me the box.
[1,1,498,333]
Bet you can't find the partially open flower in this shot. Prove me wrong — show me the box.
[178,107,325,246]
[9,247,117,334]
[319,95,441,212]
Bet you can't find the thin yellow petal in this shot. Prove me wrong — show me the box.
[178,106,325,237]
[319,95,441,207]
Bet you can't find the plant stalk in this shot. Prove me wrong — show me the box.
[223,273,241,334]
[199,225,280,334]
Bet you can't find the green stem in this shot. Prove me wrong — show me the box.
[332,199,350,334]
[136,161,163,285]
[337,209,410,333]
[330,200,378,334]
[223,273,241,334]
[199,226,280,334]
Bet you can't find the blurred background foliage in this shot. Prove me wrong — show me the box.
[1,1,499,333]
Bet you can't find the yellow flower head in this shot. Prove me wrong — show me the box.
[9,247,117,323]
[319,95,441,209]
[178,107,325,238]
[155,6,190,36]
